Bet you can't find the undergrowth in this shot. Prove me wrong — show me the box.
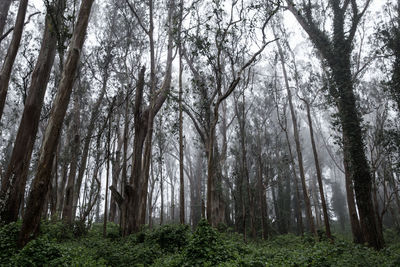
[1,219,399,266]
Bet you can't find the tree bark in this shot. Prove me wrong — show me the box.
[275,36,316,236]
[0,0,65,225]
[18,0,94,247]
[343,153,364,243]
[303,99,332,239]
[285,0,383,249]
[103,112,111,237]
[0,0,28,120]
[0,0,13,38]
[179,36,185,225]
[62,89,81,224]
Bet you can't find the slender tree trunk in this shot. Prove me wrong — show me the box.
[62,91,81,224]
[179,40,185,225]
[0,0,12,38]
[0,0,28,120]
[73,66,109,218]
[275,38,316,236]
[50,149,59,219]
[160,160,164,225]
[103,112,111,237]
[258,153,268,239]
[303,100,332,239]
[18,0,94,247]
[57,160,69,217]
[343,153,364,244]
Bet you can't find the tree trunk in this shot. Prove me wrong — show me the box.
[62,90,81,224]
[343,153,364,244]
[73,63,109,218]
[275,37,316,236]
[18,0,94,247]
[303,100,332,239]
[0,0,65,225]
[103,112,111,237]
[179,43,185,225]
[285,0,383,249]
[0,0,13,38]
[0,0,28,120]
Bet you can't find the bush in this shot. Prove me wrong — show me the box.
[0,221,21,265]
[183,219,234,266]
[146,224,190,253]
[40,221,74,241]
[10,236,63,266]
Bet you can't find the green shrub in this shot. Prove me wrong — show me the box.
[183,219,234,266]
[40,221,74,241]
[11,236,62,266]
[0,221,21,265]
[146,224,190,253]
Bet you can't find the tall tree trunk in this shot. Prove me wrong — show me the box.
[285,0,383,249]
[343,153,364,244]
[0,0,28,120]
[73,62,109,218]
[275,37,316,236]
[303,99,332,239]
[103,112,111,237]
[0,0,13,38]
[62,90,81,224]
[18,0,94,247]
[179,39,185,225]
[0,0,65,225]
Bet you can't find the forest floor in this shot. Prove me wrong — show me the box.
[1,219,400,266]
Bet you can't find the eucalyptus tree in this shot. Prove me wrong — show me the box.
[0,0,66,225]
[273,26,316,236]
[19,0,95,247]
[181,0,278,227]
[0,0,28,120]
[284,0,384,249]
[109,0,175,235]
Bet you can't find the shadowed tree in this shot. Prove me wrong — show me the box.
[18,0,95,247]
[285,0,384,249]
[0,0,66,225]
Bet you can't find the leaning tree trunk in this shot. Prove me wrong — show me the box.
[338,69,383,249]
[62,90,81,224]
[0,0,28,120]
[303,99,332,239]
[18,0,94,247]
[0,0,65,225]
[0,0,13,38]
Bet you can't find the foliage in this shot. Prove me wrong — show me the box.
[145,223,190,253]
[0,221,21,265]
[3,220,400,266]
[10,236,62,266]
[182,219,236,266]
[40,220,89,242]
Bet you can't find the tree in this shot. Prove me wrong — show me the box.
[0,0,66,225]
[0,0,13,38]
[0,0,28,120]
[273,29,316,236]
[285,0,384,249]
[18,0,95,247]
